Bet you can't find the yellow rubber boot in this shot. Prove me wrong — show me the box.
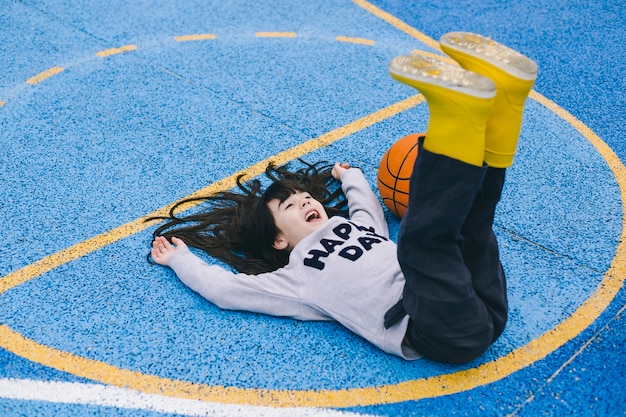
[440,32,538,168]
[389,54,495,167]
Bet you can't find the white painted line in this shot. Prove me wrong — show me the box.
[0,378,373,417]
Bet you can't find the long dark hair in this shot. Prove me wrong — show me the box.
[148,160,348,274]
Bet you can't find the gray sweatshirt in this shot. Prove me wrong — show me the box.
[168,168,420,360]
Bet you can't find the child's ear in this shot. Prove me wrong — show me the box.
[273,233,289,251]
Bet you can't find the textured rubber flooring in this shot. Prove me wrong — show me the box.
[1,0,624,416]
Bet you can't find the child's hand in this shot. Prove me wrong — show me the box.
[151,236,186,266]
[331,162,350,180]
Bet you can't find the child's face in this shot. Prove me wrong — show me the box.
[268,191,329,251]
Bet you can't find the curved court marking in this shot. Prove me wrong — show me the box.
[20,44,137,90]
[174,34,217,42]
[25,66,65,85]
[96,44,138,58]
[353,0,440,50]
[0,90,624,407]
[0,30,382,105]
[336,36,375,46]
[0,378,370,417]
[0,1,624,408]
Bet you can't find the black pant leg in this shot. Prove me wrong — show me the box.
[460,167,508,343]
[398,146,500,364]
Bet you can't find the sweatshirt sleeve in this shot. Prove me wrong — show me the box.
[340,168,389,238]
[167,245,330,321]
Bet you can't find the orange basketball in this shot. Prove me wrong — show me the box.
[377,133,423,218]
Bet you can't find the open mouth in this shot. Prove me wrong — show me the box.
[305,210,321,222]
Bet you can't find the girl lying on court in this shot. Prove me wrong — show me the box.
[150,32,537,364]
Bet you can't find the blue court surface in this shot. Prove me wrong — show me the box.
[1,0,624,416]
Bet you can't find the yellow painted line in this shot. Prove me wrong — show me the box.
[530,89,626,279]
[96,44,138,58]
[1,243,624,409]
[0,94,424,296]
[352,0,441,51]
[174,34,217,42]
[1,5,624,408]
[255,32,297,38]
[336,36,375,46]
[352,0,626,400]
[0,216,161,294]
[2,90,624,408]
[1,89,624,408]
[25,66,65,85]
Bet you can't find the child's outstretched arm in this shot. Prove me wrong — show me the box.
[150,235,329,321]
[151,236,187,266]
